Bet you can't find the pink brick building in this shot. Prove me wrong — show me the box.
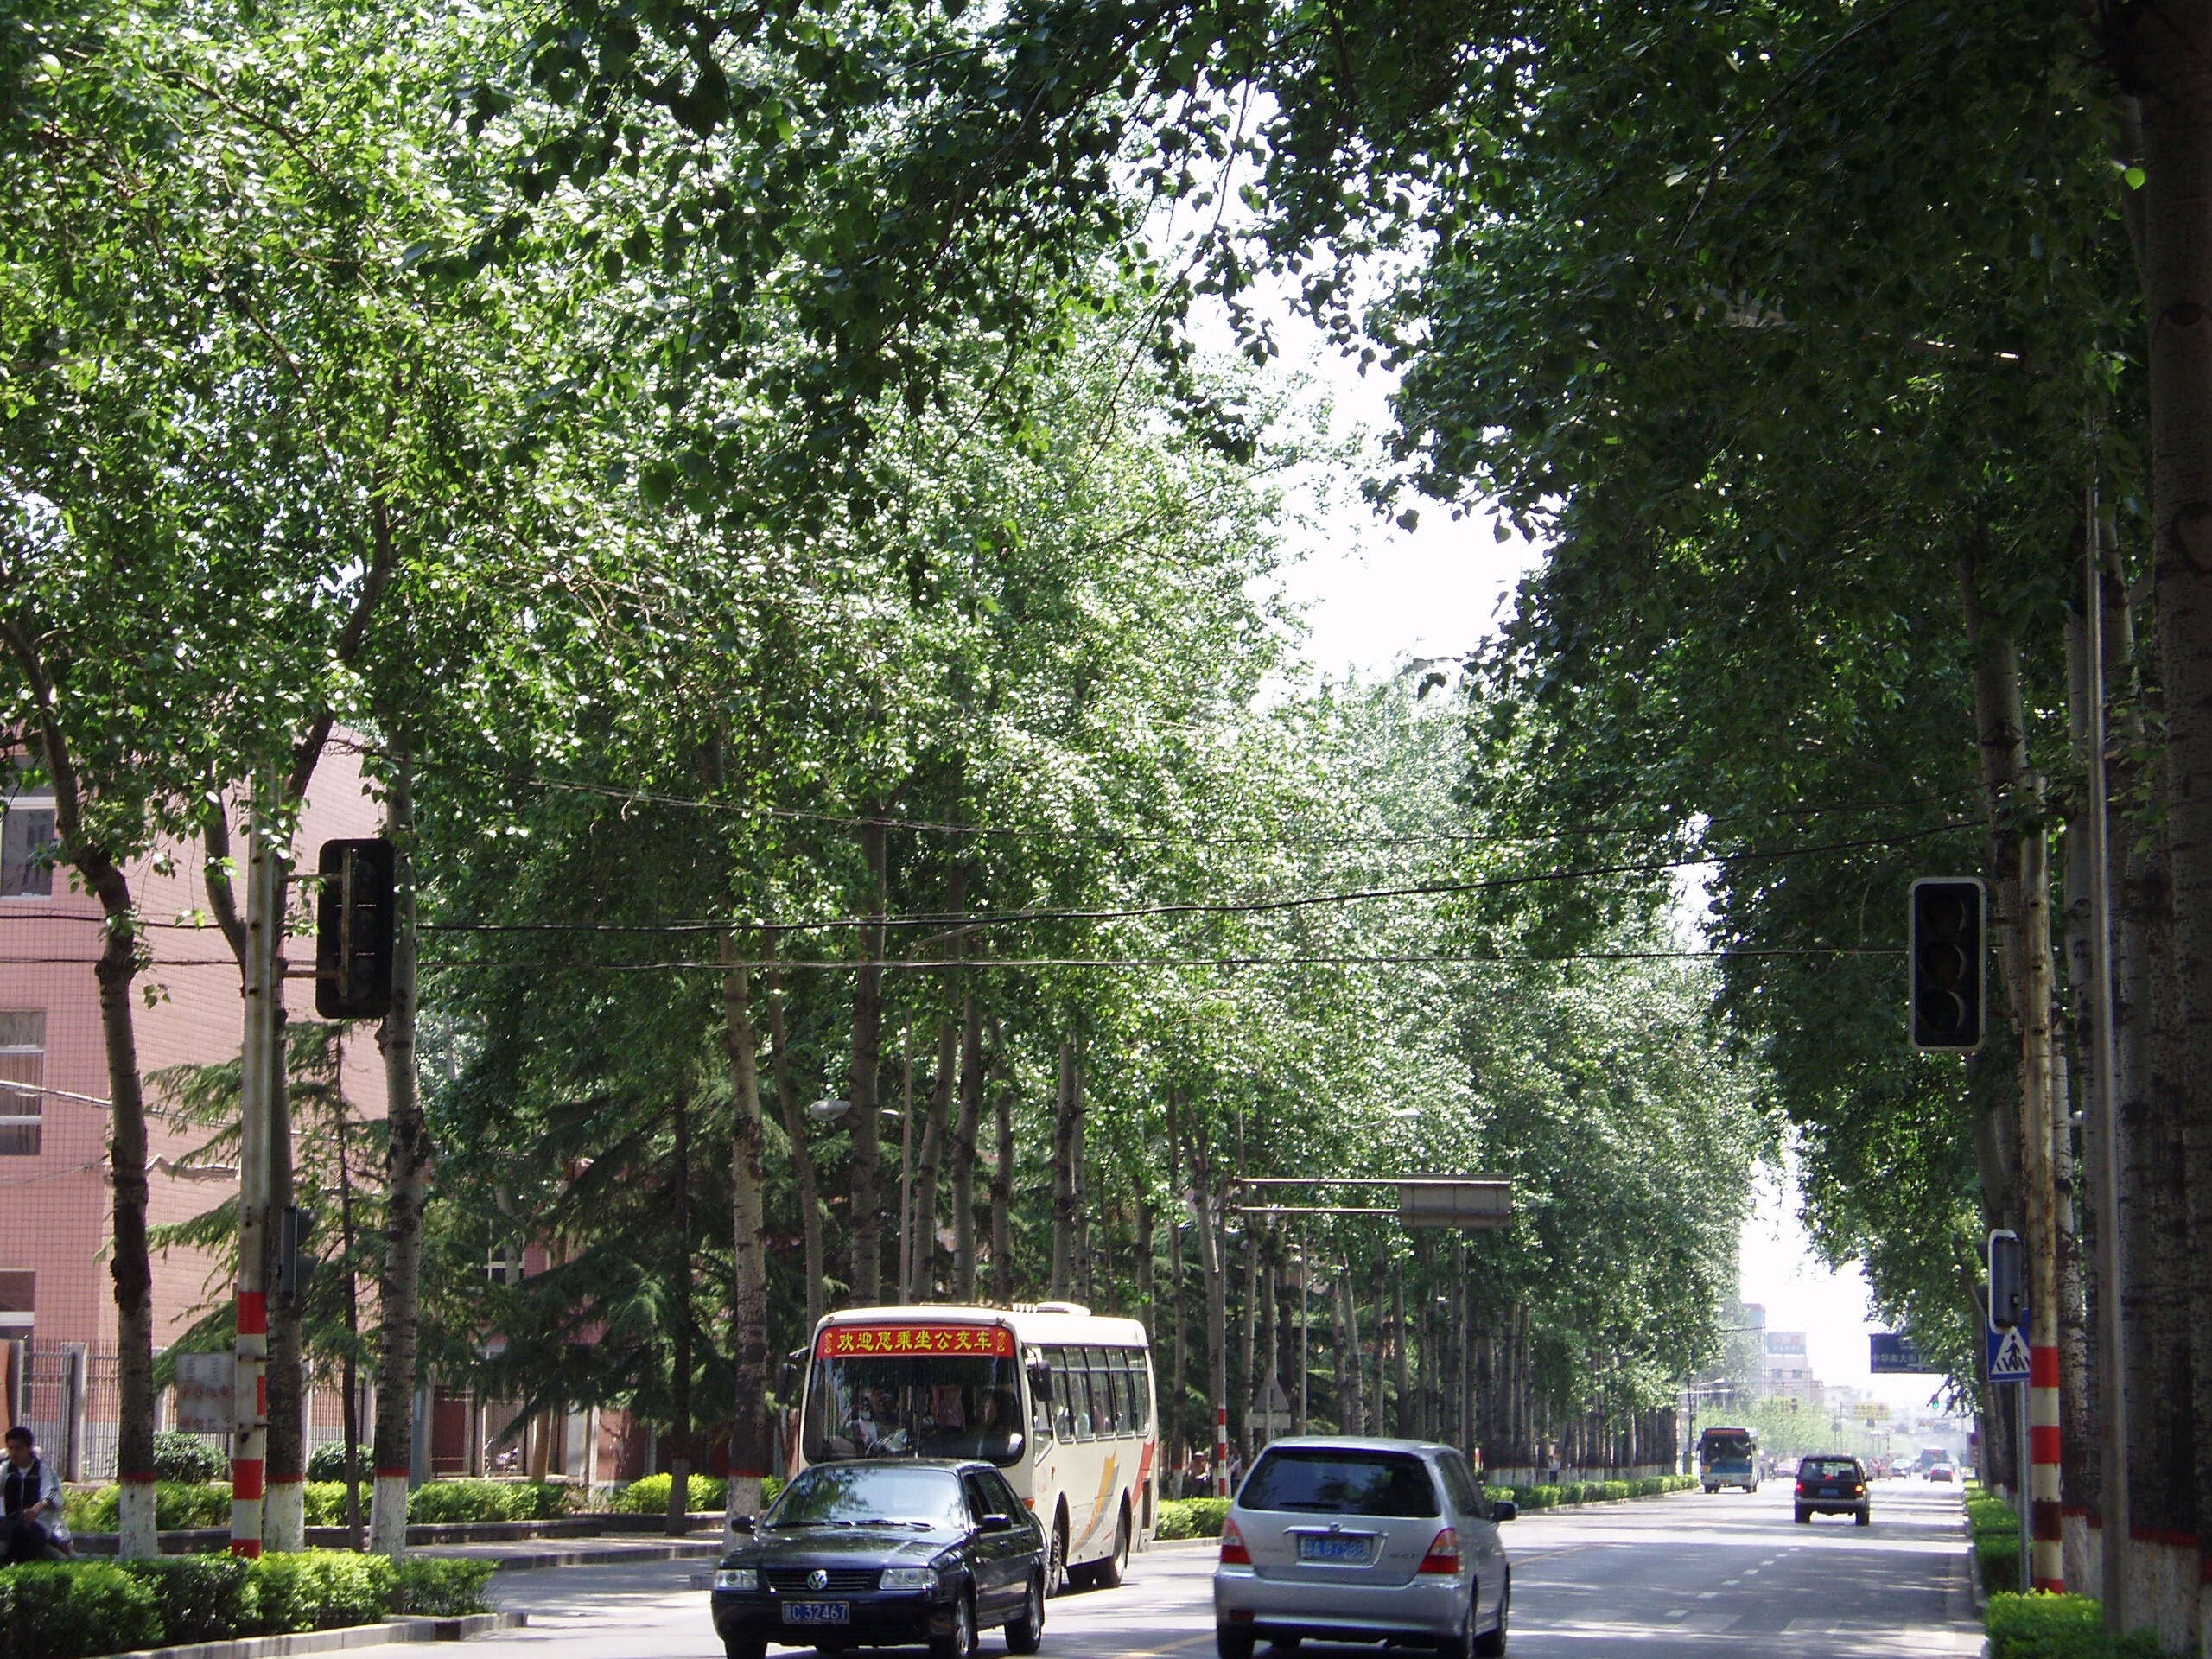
[0,747,382,1467]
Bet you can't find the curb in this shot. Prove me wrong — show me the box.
[105,1612,527,1659]
[464,1540,724,1572]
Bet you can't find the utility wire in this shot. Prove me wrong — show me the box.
[409,947,1901,973]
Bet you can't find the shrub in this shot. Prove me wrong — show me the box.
[1985,1592,2165,1659]
[1156,1497,1230,1539]
[62,1479,232,1535]
[609,1472,730,1516]
[249,1548,396,1634]
[404,1478,574,1525]
[118,1555,255,1647]
[3,1561,164,1659]
[303,1481,361,1526]
[1599,1480,1632,1502]
[151,1430,228,1484]
[307,1441,366,1482]
[392,1557,499,1618]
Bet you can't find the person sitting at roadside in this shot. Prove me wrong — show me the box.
[2,1427,67,1562]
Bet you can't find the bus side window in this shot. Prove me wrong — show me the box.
[1086,1346,1117,1438]
[1049,1348,1077,1441]
[1133,1351,1154,1435]
[1107,1349,1135,1436]
[1072,1351,1096,1440]
[1027,1349,1054,1444]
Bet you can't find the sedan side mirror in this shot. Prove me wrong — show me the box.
[731,1515,757,1534]
[1490,1499,1517,1523]
[979,1512,1017,1533]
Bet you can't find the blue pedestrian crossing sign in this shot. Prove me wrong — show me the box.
[1987,1325,2031,1382]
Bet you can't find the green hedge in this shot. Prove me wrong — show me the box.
[1985,1592,2164,1659]
[406,1479,574,1524]
[0,1548,496,1657]
[1506,1474,1694,1511]
[609,1472,729,1515]
[64,1480,232,1535]
[1157,1497,1230,1538]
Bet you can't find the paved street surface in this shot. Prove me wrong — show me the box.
[356,1478,1980,1657]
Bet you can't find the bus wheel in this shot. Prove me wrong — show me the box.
[1094,1504,1130,1590]
[1047,1516,1070,1598]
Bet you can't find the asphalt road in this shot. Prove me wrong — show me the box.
[380,1476,1981,1657]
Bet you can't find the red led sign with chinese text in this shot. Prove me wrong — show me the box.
[817,1325,1017,1358]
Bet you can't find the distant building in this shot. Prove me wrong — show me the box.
[0,753,380,1473]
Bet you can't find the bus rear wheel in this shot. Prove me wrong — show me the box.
[1047,1517,1069,1598]
[1093,1505,1130,1590]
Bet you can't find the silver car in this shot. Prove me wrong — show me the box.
[1213,1437,1513,1659]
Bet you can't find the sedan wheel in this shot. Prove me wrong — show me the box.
[1005,1575,1046,1656]
[1472,1575,1509,1658]
[1217,1628,1255,1659]
[1434,1599,1475,1659]
[929,1592,977,1659]
[725,1643,766,1659]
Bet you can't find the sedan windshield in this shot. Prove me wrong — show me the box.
[1240,1449,1439,1517]
[766,1465,969,1531]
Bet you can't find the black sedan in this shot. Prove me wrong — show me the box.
[711,1459,1048,1659]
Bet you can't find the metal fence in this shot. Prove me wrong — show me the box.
[2,1341,359,1482]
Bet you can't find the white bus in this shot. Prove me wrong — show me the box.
[797,1303,1157,1595]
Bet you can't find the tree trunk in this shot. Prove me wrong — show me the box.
[666,1087,694,1535]
[335,1075,364,1548]
[2114,12,2212,1619]
[370,754,429,1558]
[92,876,157,1557]
[264,982,305,1552]
[1254,1234,1279,1446]
[722,947,772,1526]
[1392,1273,1409,1438]
[1165,1093,1186,1456]
[1050,1039,1081,1299]
[849,818,887,1303]
[1335,1273,1363,1436]
[989,1020,1016,1306]
[952,982,985,1302]
[762,941,826,1333]
[1190,1118,1229,1492]
[912,1021,954,1301]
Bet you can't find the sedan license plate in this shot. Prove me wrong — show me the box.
[1818,1486,1840,1497]
[782,1603,851,1626]
[1296,1534,1375,1565]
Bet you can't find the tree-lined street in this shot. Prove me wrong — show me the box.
[383,1484,1981,1659]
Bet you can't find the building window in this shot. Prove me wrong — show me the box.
[0,804,54,898]
[0,1269,30,1339]
[0,1013,46,1156]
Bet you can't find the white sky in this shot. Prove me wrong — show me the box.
[1245,301,1962,1424]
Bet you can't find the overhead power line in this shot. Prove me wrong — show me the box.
[409,947,1901,974]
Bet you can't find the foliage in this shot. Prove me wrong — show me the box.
[1156,1498,1230,1539]
[64,1481,232,1535]
[246,1550,397,1634]
[405,1480,574,1525]
[306,1442,364,1483]
[150,1433,226,1484]
[1984,1593,2164,1659]
[609,1473,728,1515]
[0,1561,163,1659]
[116,1556,254,1648]
[391,1558,499,1618]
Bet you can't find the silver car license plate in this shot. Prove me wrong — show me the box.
[1296,1534,1375,1564]
[782,1603,851,1625]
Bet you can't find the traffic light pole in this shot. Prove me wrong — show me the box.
[2018,779,2065,1593]
[231,788,280,1559]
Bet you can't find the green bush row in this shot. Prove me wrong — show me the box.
[1157,1497,1230,1538]
[0,1552,495,1659]
[1985,1592,2164,1659]
[1507,1474,1694,1509]
[607,1472,785,1515]
[67,1476,577,1535]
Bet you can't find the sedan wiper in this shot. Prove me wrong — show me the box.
[772,1520,836,1529]
[851,1518,933,1530]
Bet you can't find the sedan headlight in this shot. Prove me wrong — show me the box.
[880,1567,938,1591]
[714,1568,760,1592]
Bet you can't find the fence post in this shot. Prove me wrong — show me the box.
[62,1343,86,1482]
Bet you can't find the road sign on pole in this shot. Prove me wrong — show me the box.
[1987,1325,2031,1382]
[1869,1332,1939,1374]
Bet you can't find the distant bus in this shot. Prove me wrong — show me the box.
[1698,1425,1760,1492]
[796,1302,1157,1595]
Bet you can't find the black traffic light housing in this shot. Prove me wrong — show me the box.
[1909,877,1986,1052]
[1987,1230,2027,1331]
[315,838,397,1020]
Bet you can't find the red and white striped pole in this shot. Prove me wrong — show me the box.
[2018,788,2063,1593]
[1215,1404,1230,1498]
[231,791,278,1559]
[2028,1338,2063,1591]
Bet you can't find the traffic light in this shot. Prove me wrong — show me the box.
[315,838,397,1019]
[1987,1230,2026,1331]
[1909,877,1986,1051]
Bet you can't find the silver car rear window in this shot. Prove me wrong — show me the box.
[1241,1449,1440,1517]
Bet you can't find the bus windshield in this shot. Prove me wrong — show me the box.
[802,1346,1025,1466]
